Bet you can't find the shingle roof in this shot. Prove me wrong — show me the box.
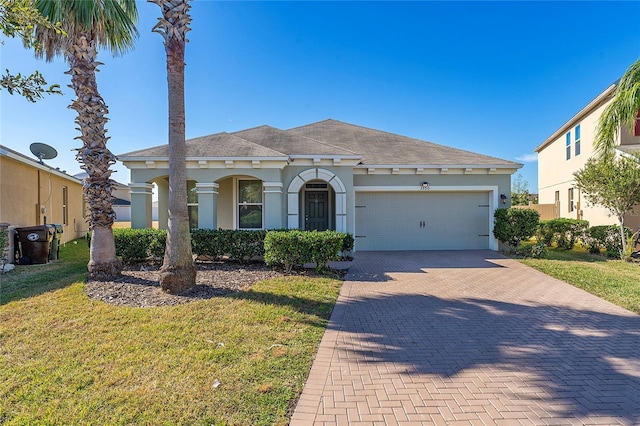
[120,132,287,158]
[119,119,520,167]
[289,119,517,166]
[232,125,359,157]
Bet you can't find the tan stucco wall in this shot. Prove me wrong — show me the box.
[536,98,640,227]
[0,155,85,243]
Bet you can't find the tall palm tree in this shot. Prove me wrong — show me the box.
[149,0,196,293]
[595,58,640,156]
[31,0,138,280]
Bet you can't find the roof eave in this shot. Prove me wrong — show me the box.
[535,83,616,153]
[1,145,83,183]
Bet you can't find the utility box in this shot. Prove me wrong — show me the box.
[15,225,54,264]
[49,224,64,261]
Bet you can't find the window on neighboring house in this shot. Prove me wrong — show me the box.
[565,132,571,160]
[555,191,560,203]
[187,180,198,229]
[574,124,581,156]
[62,186,68,225]
[238,180,263,229]
[568,188,575,212]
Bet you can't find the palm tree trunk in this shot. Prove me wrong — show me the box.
[151,0,196,293]
[66,33,121,280]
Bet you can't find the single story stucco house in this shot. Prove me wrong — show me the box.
[118,119,522,251]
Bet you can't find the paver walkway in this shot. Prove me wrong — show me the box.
[291,251,640,425]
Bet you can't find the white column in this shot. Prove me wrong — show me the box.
[129,183,153,229]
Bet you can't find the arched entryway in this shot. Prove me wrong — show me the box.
[287,168,347,232]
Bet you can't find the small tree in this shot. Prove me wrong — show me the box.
[574,154,640,258]
[511,173,531,206]
[493,208,540,253]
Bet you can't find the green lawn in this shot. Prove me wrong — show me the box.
[519,248,640,314]
[0,241,342,425]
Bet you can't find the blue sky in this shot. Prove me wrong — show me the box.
[2,1,639,193]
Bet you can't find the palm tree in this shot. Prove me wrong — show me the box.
[595,58,640,156]
[149,0,196,293]
[31,0,138,280]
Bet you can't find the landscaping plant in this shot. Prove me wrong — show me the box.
[493,208,540,254]
[574,153,640,259]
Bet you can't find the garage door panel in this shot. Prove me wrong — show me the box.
[355,192,490,251]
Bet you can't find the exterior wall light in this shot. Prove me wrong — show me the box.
[421,181,430,190]
[500,194,507,204]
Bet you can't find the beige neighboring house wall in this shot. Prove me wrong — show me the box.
[535,83,640,231]
[0,145,86,243]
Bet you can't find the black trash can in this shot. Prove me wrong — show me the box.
[49,224,64,261]
[15,225,54,264]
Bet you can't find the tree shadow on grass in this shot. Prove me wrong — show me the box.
[0,262,87,306]
[227,290,336,327]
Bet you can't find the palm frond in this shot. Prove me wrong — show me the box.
[595,58,640,156]
[31,0,138,62]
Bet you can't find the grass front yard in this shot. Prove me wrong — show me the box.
[519,248,640,314]
[0,241,342,425]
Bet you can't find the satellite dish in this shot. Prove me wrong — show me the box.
[30,142,58,164]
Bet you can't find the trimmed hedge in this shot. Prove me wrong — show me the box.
[191,229,266,262]
[493,208,539,253]
[537,218,589,250]
[113,228,167,262]
[264,230,346,272]
[114,228,353,268]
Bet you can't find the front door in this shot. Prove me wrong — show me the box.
[305,191,329,231]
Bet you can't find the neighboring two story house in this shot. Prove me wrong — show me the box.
[119,119,522,252]
[535,83,640,230]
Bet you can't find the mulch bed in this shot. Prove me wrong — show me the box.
[85,261,347,308]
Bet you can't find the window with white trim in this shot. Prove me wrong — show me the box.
[238,180,263,229]
[62,186,68,225]
[568,188,575,212]
[565,132,571,160]
[187,180,198,229]
[574,124,581,156]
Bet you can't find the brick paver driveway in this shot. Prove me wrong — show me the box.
[291,251,640,425]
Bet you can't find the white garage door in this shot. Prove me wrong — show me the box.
[355,191,491,251]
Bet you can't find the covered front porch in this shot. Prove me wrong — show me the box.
[127,167,350,233]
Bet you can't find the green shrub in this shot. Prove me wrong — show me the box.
[148,230,167,259]
[113,228,167,262]
[191,229,227,260]
[340,232,354,259]
[520,242,547,259]
[493,208,539,253]
[225,230,267,262]
[0,228,8,258]
[537,218,589,250]
[264,230,345,272]
[536,221,555,246]
[585,225,633,258]
[191,229,266,262]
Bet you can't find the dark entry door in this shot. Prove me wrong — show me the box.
[305,191,329,231]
